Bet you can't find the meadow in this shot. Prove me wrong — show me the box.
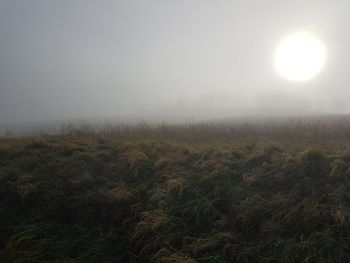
[1,118,350,262]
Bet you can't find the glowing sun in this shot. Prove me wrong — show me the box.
[274,31,326,82]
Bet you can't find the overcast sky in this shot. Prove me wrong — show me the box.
[1,0,350,124]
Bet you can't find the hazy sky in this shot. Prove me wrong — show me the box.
[1,0,350,123]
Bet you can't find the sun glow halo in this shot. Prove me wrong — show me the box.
[274,31,326,82]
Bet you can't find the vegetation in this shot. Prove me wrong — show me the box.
[1,122,350,262]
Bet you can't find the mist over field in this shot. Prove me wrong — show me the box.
[4,2,350,263]
[1,0,350,125]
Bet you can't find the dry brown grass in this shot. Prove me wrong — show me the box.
[1,134,350,262]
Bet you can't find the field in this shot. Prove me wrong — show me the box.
[1,119,350,262]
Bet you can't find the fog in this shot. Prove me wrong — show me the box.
[1,0,350,125]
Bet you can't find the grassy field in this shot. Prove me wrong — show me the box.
[1,122,350,262]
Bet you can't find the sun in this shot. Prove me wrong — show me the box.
[274,31,326,82]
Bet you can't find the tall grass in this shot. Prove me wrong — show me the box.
[1,125,350,262]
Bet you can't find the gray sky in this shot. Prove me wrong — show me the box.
[1,0,350,124]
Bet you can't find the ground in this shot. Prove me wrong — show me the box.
[1,130,350,262]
